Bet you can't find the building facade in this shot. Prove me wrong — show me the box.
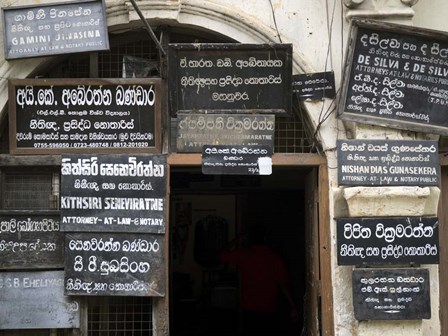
[0,0,447,335]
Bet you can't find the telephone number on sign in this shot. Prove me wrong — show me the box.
[33,142,150,148]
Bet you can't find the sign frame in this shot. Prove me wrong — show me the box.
[338,18,448,135]
[8,78,162,154]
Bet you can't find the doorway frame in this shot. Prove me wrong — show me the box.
[164,152,334,336]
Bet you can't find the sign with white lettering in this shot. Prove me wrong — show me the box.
[60,154,167,233]
[353,268,430,320]
[337,217,439,265]
[9,78,161,154]
[168,43,292,115]
[176,114,275,152]
[337,139,439,186]
[64,232,165,296]
[0,215,63,269]
[202,145,273,175]
[292,71,336,100]
[338,18,448,135]
[2,0,109,59]
[0,271,80,329]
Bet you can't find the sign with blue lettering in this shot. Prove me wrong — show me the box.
[2,0,109,59]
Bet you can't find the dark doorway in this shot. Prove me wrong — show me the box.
[169,167,310,336]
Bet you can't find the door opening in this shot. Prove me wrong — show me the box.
[169,166,316,336]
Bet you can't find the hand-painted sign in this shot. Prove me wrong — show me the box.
[337,217,439,265]
[60,154,167,233]
[353,268,431,320]
[338,18,448,135]
[9,78,161,154]
[2,0,109,59]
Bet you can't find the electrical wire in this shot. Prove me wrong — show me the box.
[268,0,283,43]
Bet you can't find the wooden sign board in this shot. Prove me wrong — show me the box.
[337,139,439,186]
[168,43,292,115]
[0,271,80,329]
[9,78,162,154]
[176,113,275,153]
[353,268,431,320]
[2,0,109,60]
[202,145,273,175]
[0,215,64,269]
[64,232,165,296]
[338,18,448,135]
[292,71,336,101]
[60,154,167,233]
[337,217,439,265]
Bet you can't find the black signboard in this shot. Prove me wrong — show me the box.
[9,78,161,154]
[2,0,109,60]
[338,18,448,135]
[60,154,167,233]
[64,232,165,296]
[168,43,292,115]
[337,139,439,186]
[337,217,439,265]
[176,113,275,152]
[0,271,80,329]
[0,215,63,269]
[353,268,430,320]
[292,71,336,100]
[202,145,273,175]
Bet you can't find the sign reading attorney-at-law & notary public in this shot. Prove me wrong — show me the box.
[60,154,167,233]
[2,0,109,60]
[352,268,431,320]
[337,216,439,266]
[337,139,439,186]
[338,18,448,135]
[202,145,273,175]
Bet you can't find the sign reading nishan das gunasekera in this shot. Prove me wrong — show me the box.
[337,139,440,186]
[2,0,109,60]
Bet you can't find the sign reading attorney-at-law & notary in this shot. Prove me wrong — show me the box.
[338,18,448,135]
[337,139,439,186]
[60,154,166,233]
[2,0,109,60]
[337,217,439,266]
[9,78,161,154]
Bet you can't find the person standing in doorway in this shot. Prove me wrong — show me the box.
[220,224,298,336]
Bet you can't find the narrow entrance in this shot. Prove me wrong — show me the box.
[169,166,314,336]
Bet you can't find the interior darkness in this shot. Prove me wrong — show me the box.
[169,167,309,336]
